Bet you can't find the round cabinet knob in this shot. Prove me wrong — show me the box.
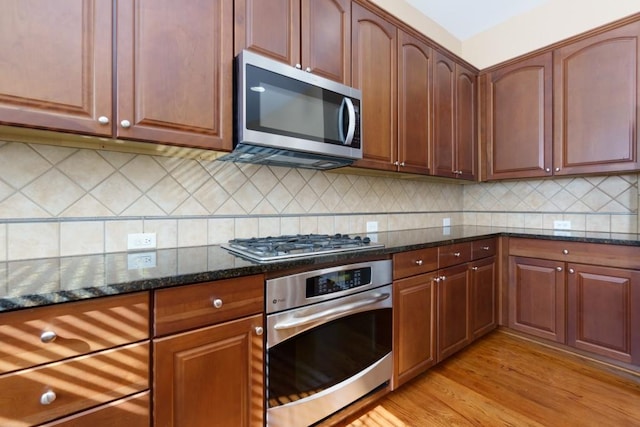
[295,64,302,69]
[40,390,57,405]
[415,260,423,266]
[556,266,563,272]
[255,326,264,336]
[433,277,441,283]
[393,161,399,166]
[212,298,223,309]
[545,168,551,173]
[120,119,131,129]
[555,167,561,172]
[40,331,57,344]
[453,252,461,257]
[440,275,447,281]
[305,67,312,73]
[471,266,479,271]
[562,249,569,255]
[400,162,405,167]
[569,268,575,274]
[98,116,110,125]
[482,246,490,251]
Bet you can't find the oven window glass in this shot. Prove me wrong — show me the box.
[267,308,392,408]
[246,65,358,145]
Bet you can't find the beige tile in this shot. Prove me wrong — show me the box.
[61,221,104,256]
[0,143,51,188]
[281,217,300,235]
[476,212,492,226]
[563,214,586,231]
[0,224,6,261]
[259,217,281,237]
[208,218,235,244]
[463,212,477,226]
[491,213,507,227]
[178,219,208,247]
[145,219,178,249]
[91,172,142,215]
[300,216,318,234]
[105,220,143,253]
[523,213,543,229]
[542,213,564,229]
[120,155,167,192]
[611,215,637,233]
[585,215,611,232]
[334,216,350,233]
[317,216,336,235]
[235,217,259,239]
[8,222,59,260]
[57,149,115,191]
[507,213,525,228]
[8,258,60,296]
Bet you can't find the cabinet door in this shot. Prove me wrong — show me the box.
[432,51,456,178]
[567,264,640,365]
[437,263,471,361]
[234,0,300,66]
[0,0,112,135]
[484,52,553,180]
[351,3,397,171]
[301,0,351,84]
[393,273,436,389]
[117,0,232,149]
[553,21,640,175]
[398,30,432,175]
[455,63,477,180]
[470,256,497,339]
[154,314,264,427]
[509,256,565,343]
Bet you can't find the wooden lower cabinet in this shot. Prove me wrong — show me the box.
[508,256,565,343]
[470,256,497,339]
[437,263,471,361]
[393,273,436,388]
[153,314,264,427]
[567,263,640,365]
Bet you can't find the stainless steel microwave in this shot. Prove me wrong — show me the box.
[219,50,362,170]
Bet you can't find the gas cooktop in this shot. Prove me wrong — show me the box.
[222,233,384,262]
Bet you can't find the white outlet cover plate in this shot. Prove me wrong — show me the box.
[127,252,157,270]
[553,220,571,230]
[127,233,157,250]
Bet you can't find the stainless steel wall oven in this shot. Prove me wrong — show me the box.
[265,260,393,426]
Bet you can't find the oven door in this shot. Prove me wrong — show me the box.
[266,284,392,427]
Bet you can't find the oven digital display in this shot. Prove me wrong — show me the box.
[306,267,372,297]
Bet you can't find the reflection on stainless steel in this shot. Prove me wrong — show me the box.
[222,233,384,262]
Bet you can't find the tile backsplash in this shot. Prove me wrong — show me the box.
[0,140,638,260]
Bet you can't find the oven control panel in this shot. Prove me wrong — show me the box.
[306,267,371,298]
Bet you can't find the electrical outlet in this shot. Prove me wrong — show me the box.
[553,220,571,230]
[443,218,451,227]
[366,221,378,232]
[127,252,157,270]
[127,233,156,250]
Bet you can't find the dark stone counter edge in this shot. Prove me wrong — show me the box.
[2,227,639,313]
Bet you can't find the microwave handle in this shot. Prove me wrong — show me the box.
[339,97,356,146]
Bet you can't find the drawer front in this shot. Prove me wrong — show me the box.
[154,274,264,336]
[0,292,149,374]
[41,391,150,427]
[509,238,640,270]
[393,247,438,280]
[472,238,497,260]
[0,341,149,427]
[438,242,472,269]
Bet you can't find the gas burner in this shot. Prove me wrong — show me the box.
[222,233,383,262]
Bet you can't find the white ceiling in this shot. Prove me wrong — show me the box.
[405,0,550,40]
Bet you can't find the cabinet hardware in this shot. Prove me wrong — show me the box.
[482,246,490,250]
[545,167,551,172]
[295,64,302,69]
[305,67,311,72]
[453,252,461,257]
[255,326,264,336]
[440,275,446,281]
[40,331,57,344]
[471,266,478,271]
[393,161,399,166]
[556,266,563,272]
[555,167,560,172]
[120,119,131,128]
[562,249,569,255]
[415,260,423,266]
[98,116,109,125]
[40,390,57,405]
[569,268,575,274]
[400,162,405,167]
[212,298,223,309]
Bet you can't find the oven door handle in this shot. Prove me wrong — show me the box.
[273,292,390,330]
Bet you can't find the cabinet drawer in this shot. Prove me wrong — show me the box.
[0,341,149,427]
[0,292,149,374]
[393,247,438,280]
[438,242,472,268]
[42,391,149,427]
[509,238,640,270]
[472,238,497,260]
[154,275,264,336]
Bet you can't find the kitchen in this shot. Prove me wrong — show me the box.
[1,0,640,426]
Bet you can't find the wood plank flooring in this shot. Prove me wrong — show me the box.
[346,330,640,426]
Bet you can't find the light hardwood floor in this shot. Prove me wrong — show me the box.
[347,330,640,426]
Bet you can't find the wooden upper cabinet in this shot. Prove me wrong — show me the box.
[554,20,640,175]
[483,52,553,180]
[398,30,432,174]
[351,3,397,171]
[116,0,232,150]
[235,0,351,84]
[0,0,112,136]
[433,51,477,180]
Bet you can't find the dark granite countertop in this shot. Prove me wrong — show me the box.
[1,225,638,312]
